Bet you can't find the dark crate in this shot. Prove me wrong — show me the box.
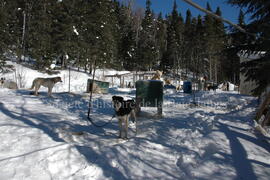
[136,80,163,107]
[183,81,192,93]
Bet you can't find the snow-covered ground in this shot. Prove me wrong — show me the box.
[0,63,270,180]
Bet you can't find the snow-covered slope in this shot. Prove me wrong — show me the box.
[1,61,131,93]
[0,63,270,180]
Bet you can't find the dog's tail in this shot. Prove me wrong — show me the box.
[29,80,35,90]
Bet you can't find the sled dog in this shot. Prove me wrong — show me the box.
[151,70,163,80]
[112,96,137,139]
[207,85,218,91]
[0,78,18,89]
[30,77,62,96]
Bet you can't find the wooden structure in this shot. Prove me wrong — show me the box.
[238,51,266,95]
[87,79,109,94]
[105,71,157,88]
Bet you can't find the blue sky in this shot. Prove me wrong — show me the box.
[118,0,246,25]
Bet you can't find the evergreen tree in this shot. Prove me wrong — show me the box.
[203,2,217,81]
[26,0,55,70]
[137,0,158,71]
[0,1,8,69]
[175,13,185,74]
[4,1,26,62]
[189,17,198,74]
[50,0,76,68]
[77,0,119,71]
[117,3,137,70]
[71,0,89,72]
[194,15,206,77]
[0,0,32,67]
[213,7,227,82]
[156,13,167,69]
[161,0,179,72]
[227,0,270,95]
[187,15,206,78]
[183,9,193,74]
[224,10,247,84]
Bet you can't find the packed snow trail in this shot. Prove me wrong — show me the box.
[0,88,270,180]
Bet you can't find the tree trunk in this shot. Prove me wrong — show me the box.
[215,59,218,83]
[209,55,212,81]
[262,111,270,127]
[61,55,65,68]
[89,63,92,74]
[256,92,270,121]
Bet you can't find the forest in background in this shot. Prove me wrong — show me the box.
[0,0,265,88]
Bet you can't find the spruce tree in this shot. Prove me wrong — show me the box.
[213,7,227,82]
[203,2,216,82]
[27,0,55,70]
[224,10,247,84]
[137,0,158,71]
[194,15,207,77]
[187,15,206,78]
[156,13,167,69]
[227,0,270,95]
[183,9,193,74]
[4,1,26,62]
[71,0,89,72]
[117,3,137,70]
[0,0,8,70]
[76,0,119,71]
[175,13,185,74]
[161,0,179,72]
[50,0,75,68]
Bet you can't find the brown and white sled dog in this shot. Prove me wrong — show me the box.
[29,77,62,96]
[112,96,137,139]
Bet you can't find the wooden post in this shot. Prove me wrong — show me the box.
[68,66,71,93]
[133,72,135,87]
[158,107,162,116]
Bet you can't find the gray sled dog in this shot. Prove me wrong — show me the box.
[0,78,18,89]
[29,77,62,96]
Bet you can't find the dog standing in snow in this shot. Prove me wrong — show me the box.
[112,96,137,139]
[29,77,62,96]
[151,70,163,80]
[207,84,218,91]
